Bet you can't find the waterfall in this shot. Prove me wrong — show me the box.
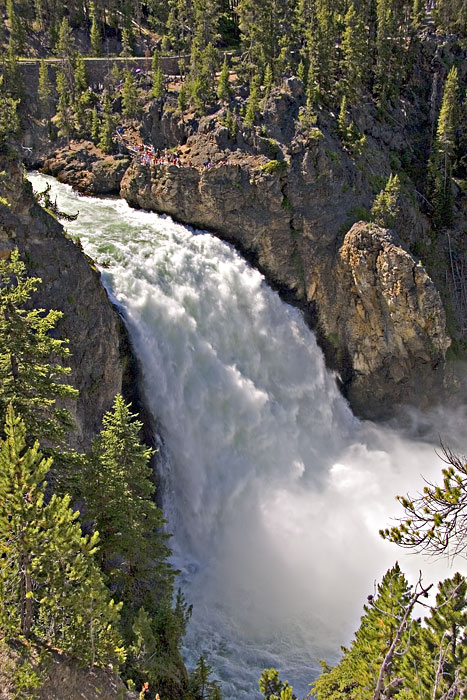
[28,173,467,699]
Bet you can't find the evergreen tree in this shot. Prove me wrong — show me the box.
[311,564,413,700]
[178,81,188,111]
[263,63,273,100]
[6,0,25,56]
[0,406,125,666]
[89,2,102,56]
[340,3,368,99]
[429,67,459,228]
[80,395,174,616]
[0,250,77,449]
[38,59,52,118]
[244,74,260,128]
[151,50,164,99]
[217,55,231,102]
[56,67,74,139]
[0,75,20,141]
[120,26,133,57]
[90,105,100,141]
[337,94,348,138]
[189,655,224,700]
[99,92,115,153]
[188,43,218,113]
[73,54,91,134]
[370,173,401,227]
[122,69,139,118]
[397,573,467,700]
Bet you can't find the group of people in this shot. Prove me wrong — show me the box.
[140,682,160,700]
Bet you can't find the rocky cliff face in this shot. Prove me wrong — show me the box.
[0,152,127,449]
[25,46,465,418]
[120,145,450,418]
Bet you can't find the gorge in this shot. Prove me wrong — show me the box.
[28,172,467,700]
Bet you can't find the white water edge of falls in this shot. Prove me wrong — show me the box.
[28,173,467,699]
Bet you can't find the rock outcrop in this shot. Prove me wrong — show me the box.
[0,152,127,449]
[330,223,449,414]
[41,142,130,195]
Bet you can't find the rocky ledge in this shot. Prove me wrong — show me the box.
[41,141,130,195]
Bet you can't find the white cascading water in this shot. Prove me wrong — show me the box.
[29,173,467,698]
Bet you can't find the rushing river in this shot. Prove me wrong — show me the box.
[28,173,467,698]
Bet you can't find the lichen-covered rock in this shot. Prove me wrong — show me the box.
[0,153,127,449]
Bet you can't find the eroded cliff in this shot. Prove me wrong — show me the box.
[0,152,127,448]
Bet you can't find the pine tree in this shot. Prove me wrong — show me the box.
[0,406,125,666]
[73,54,90,133]
[98,92,115,154]
[54,15,74,62]
[429,67,459,229]
[312,564,413,700]
[151,50,164,99]
[338,94,348,138]
[120,26,133,57]
[341,3,368,99]
[0,250,77,449]
[244,74,260,128]
[178,81,188,111]
[91,105,100,142]
[38,59,52,118]
[217,55,231,102]
[399,573,467,700]
[263,63,273,100]
[122,69,139,118]
[56,67,74,139]
[80,395,173,616]
[0,75,20,141]
[6,0,25,56]
[189,655,223,700]
[370,173,401,228]
[89,2,102,56]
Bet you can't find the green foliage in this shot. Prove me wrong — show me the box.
[99,92,115,153]
[188,42,218,113]
[370,173,401,228]
[91,105,100,142]
[6,0,26,56]
[429,67,459,229]
[0,405,125,665]
[89,2,101,56]
[341,3,368,98]
[79,394,173,615]
[178,82,188,112]
[122,69,140,118]
[260,159,287,175]
[0,250,77,450]
[152,50,164,99]
[311,563,413,700]
[188,655,222,700]
[259,668,295,700]
[217,56,231,103]
[244,74,260,128]
[37,60,52,118]
[380,446,467,558]
[0,75,20,141]
[56,68,74,139]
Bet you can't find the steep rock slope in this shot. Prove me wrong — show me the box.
[0,153,127,448]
